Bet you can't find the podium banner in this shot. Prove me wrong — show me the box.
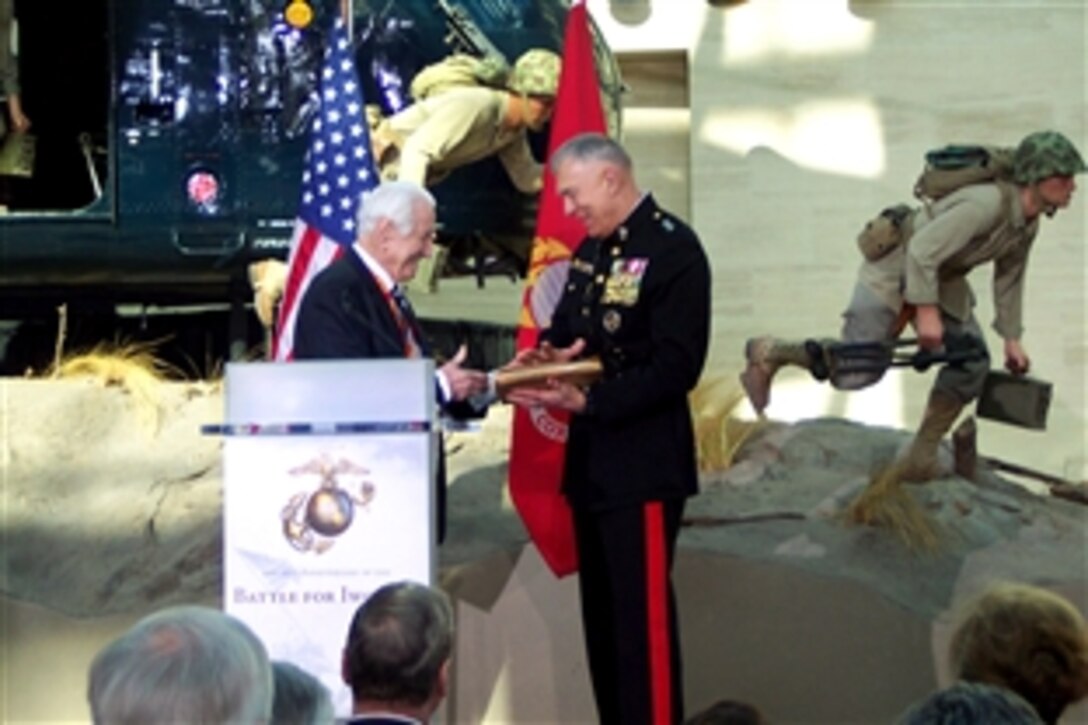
[219,359,435,715]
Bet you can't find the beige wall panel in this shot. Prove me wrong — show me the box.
[592,0,1086,479]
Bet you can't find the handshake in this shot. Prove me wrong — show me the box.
[442,339,603,414]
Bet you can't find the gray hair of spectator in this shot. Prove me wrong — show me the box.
[271,660,334,725]
[87,605,273,725]
[897,681,1044,725]
[949,582,1088,723]
[549,132,632,175]
[357,181,436,238]
[344,581,454,707]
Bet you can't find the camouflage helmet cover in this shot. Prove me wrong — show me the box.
[1013,130,1087,185]
[509,49,562,97]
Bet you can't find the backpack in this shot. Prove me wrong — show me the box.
[857,144,1017,262]
[913,144,1016,201]
[409,53,511,101]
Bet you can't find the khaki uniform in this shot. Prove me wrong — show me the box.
[844,183,1038,400]
[0,0,19,137]
[372,86,542,193]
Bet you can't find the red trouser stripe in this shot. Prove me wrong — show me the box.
[643,502,671,725]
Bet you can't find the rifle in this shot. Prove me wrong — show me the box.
[806,335,987,382]
[435,0,506,61]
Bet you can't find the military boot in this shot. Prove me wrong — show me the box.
[739,337,818,414]
[898,389,964,482]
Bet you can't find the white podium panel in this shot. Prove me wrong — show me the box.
[220,359,436,716]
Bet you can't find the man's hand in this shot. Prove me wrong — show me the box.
[1003,338,1031,376]
[502,338,587,371]
[439,345,488,401]
[505,379,587,413]
[913,304,944,351]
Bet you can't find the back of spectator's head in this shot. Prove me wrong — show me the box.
[897,681,1043,724]
[271,660,333,725]
[949,582,1088,723]
[342,581,453,710]
[87,605,273,725]
[685,698,767,724]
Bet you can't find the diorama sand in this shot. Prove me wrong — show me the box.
[2,374,1086,723]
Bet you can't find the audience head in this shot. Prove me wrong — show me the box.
[949,582,1088,724]
[356,181,437,284]
[549,132,638,239]
[87,605,273,725]
[685,698,767,725]
[271,660,334,725]
[342,580,453,720]
[898,681,1043,724]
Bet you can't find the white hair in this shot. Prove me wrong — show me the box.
[356,181,436,237]
[87,606,273,725]
[549,132,632,174]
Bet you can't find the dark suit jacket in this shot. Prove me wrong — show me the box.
[293,250,482,541]
[294,251,409,361]
[542,194,711,511]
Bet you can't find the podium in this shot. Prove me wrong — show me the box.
[214,359,436,714]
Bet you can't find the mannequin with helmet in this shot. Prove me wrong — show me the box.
[740,130,1085,481]
[249,47,562,313]
[367,47,561,291]
[1012,130,1086,218]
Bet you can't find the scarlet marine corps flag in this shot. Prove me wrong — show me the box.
[508,0,607,577]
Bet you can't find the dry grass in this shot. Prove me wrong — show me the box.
[843,461,942,552]
[48,342,183,432]
[690,374,767,472]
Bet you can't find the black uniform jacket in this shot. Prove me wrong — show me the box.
[542,194,711,511]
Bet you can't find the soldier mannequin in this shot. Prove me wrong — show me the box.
[741,130,1086,480]
[249,49,562,319]
[371,48,561,292]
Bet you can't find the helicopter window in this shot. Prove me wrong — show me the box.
[4,0,109,214]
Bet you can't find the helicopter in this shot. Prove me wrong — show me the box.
[0,0,622,368]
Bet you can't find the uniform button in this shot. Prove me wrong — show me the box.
[581,307,589,316]
[595,274,604,284]
[567,283,575,291]
[611,247,620,256]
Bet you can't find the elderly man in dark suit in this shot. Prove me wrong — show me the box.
[507,133,711,725]
[293,180,490,542]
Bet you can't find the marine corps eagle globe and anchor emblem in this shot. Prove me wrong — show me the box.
[281,455,376,554]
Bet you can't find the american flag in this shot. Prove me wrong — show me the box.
[274,18,378,361]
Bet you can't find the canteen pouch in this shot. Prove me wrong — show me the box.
[857,204,913,262]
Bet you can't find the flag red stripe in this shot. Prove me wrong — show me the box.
[279,225,323,328]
